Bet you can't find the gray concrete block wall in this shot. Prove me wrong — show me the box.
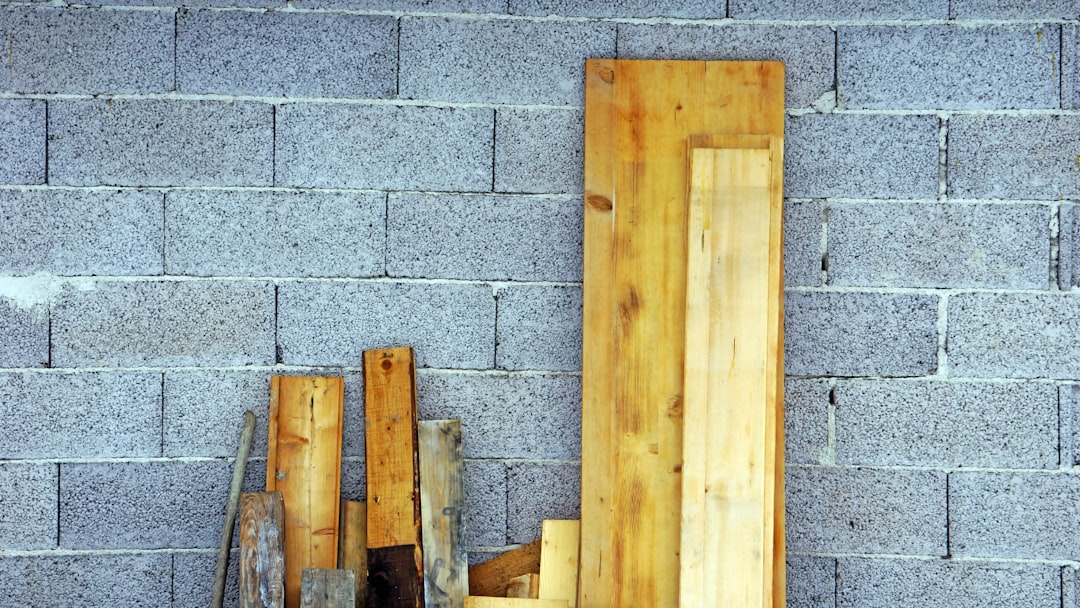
[2,1,1079,605]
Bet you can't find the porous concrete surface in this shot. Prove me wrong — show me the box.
[387,193,583,281]
[950,471,1080,560]
[506,462,580,543]
[0,189,164,276]
[173,552,239,608]
[616,24,835,108]
[165,190,385,277]
[52,280,275,367]
[0,7,173,94]
[495,108,584,194]
[947,293,1080,378]
[833,380,1058,468]
[0,371,161,458]
[837,558,1061,608]
[0,98,44,184]
[495,284,582,371]
[177,10,396,98]
[1059,203,1080,288]
[786,466,947,555]
[731,0,949,18]
[784,379,830,465]
[0,299,47,367]
[784,291,938,377]
[293,0,506,10]
[950,0,1080,18]
[510,0,724,18]
[1065,25,1079,109]
[0,553,172,607]
[464,459,507,547]
[787,555,836,608]
[48,100,273,187]
[827,202,1049,288]
[784,200,824,287]
[0,463,56,549]
[1063,385,1080,466]
[839,25,1059,110]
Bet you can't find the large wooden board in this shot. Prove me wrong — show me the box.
[579,59,785,608]
[679,137,783,608]
[419,419,469,608]
[266,376,345,608]
[364,347,423,608]
[239,491,286,608]
[468,541,542,598]
[537,520,579,608]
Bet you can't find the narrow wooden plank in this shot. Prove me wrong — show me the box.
[419,419,469,608]
[339,500,368,608]
[464,598,567,608]
[680,144,776,607]
[537,521,579,608]
[364,346,423,608]
[468,541,542,598]
[300,569,356,608]
[266,376,345,608]
[239,491,286,608]
[505,574,539,599]
[767,134,787,608]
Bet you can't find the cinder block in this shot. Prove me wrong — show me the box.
[416,371,580,459]
[387,193,582,281]
[496,284,582,372]
[785,379,830,465]
[49,100,273,187]
[948,115,1080,200]
[60,460,229,549]
[293,0,505,10]
[951,0,1079,18]
[0,99,44,184]
[278,281,495,369]
[839,25,1058,110]
[947,293,1080,378]
[340,459,366,502]
[177,10,396,98]
[0,463,56,549]
[0,553,171,607]
[785,200,823,287]
[506,462,580,544]
[0,300,47,367]
[495,109,583,194]
[0,7,172,94]
[164,369,366,458]
[165,190,385,278]
[1063,385,1080,466]
[399,16,615,105]
[52,280,275,367]
[838,557,1061,608]
[173,552,239,608]
[787,555,835,608]
[616,24,834,108]
[510,0,722,17]
[89,0,280,7]
[0,189,163,276]
[276,103,492,191]
[1062,204,1080,289]
[464,459,507,547]
[834,380,1057,468]
[786,466,947,555]
[786,114,939,199]
[950,471,1080,559]
[828,202,1049,289]
[732,0,948,18]
[784,292,938,377]
[0,371,161,458]
[1065,25,1079,110]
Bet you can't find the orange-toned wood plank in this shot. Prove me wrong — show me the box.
[364,347,423,608]
[468,541,542,598]
[338,500,368,607]
[266,376,344,608]
[463,598,567,608]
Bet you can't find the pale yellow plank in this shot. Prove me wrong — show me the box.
[505,573,539,599]
[463,598,567,608]
[537,520,579,608]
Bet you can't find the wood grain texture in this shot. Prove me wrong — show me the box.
[505,574,539,599]
[339,500,367,607]
[579,59,785,608]
[266,376,345,608]
[419,419,469,608]
[468,541,542,598]
[537,521,579,608]
[216,410,257,608]
[464,598,567,608]
[679,140,781,608]
[300,569,355,608]
[239,491,286,608]
[364,347,423,608]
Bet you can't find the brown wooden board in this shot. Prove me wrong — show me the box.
[339,499,368,607]
[579,59,785,608]
[364,347,423,608]
[266,377,345,608]
[467,540,542,598]
[238,491,286,608]
[505,574,539,599]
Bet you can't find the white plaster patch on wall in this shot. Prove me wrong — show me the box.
[0,274,96,319]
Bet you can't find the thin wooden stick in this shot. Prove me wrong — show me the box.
[214,410,257,608]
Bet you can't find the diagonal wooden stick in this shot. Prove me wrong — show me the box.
[213,410,257,608]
